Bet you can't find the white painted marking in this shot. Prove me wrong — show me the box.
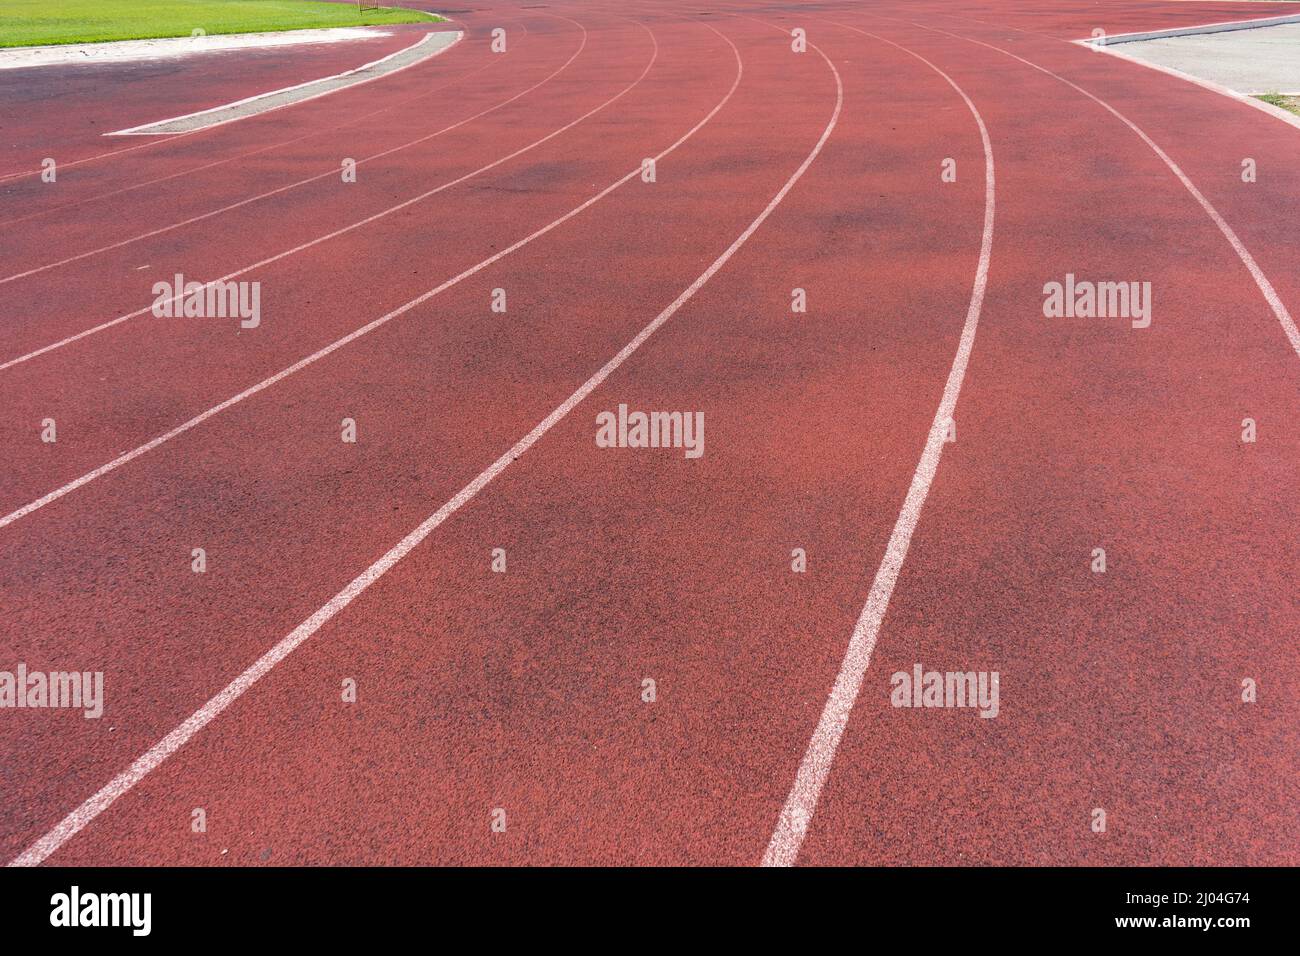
[0,22,659,530]
[0,20,594,372]
[939,8,1300,132]
[9,23,836,867]
[763,21,995,868]
[106,30,460,136]
[937,26,1300,360]
[0,39,502,230]
[0,25,583,287]
[0,21,530,186]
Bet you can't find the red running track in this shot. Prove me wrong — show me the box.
[0,0,1296,866]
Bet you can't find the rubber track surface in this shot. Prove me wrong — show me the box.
[0,0,1295,866]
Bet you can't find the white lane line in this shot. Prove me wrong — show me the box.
[0,20,622,374]
[0,19,530,187]
[924,23,1300,362]
[947,8,1300,130]
[0,132,204,186]
[0,23,663,531]
[0,24,511,229]
[0,18,591,287]
[10,22,842,867]
[762,20,995,868]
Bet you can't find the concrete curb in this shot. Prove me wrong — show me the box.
[108,29,462,136]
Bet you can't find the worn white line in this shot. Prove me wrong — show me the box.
[0,23,661,531]
[762,20,995,867]
[0,20,587,287]
[0,20,529,186]
[944,8,1300,131]
[928,23,1300,360]
[0,29,506,230]
[10,20,838,867]
[0,20,608,373]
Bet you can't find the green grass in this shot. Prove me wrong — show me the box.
[0,0,442,48]
[1255,93,1300,116]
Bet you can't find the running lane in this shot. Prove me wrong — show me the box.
[0,15,589,317]
[0,26,425,177]
[1,0,1295,868]
[1,10,828,864]
[0,14,668,522]
[0,17,506,224]
[11,8,994,866]
[777,5,1299,866]
[930,0,1300,41]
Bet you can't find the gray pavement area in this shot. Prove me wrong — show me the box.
[1114,21,1300,94]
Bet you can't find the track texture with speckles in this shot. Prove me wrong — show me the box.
[0,0,1296,867]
